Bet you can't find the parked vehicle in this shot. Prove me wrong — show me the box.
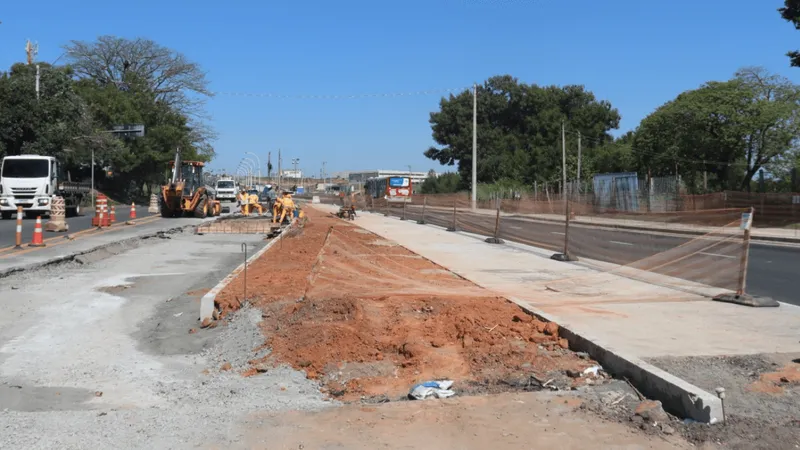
[0,155,90,219]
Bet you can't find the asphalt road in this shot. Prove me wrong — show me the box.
[388,204,800,307]
[0,204,156,248]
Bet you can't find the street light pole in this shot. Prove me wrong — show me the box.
[471,82,477,210]
[245,152,261,185]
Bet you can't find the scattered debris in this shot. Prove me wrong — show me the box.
[409,380,455,400]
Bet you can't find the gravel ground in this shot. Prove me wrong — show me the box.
[0,232,333,449]
[650,353,800,449]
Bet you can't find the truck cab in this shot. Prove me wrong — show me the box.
[0,156,57,219]
[0,155,88,219]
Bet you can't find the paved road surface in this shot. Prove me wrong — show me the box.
[389,205,800,307]
[0,205,155,248]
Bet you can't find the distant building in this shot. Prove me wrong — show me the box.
[281,169,302,179]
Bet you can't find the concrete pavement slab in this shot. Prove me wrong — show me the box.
[0,216,214,277]
[320,204,800,423]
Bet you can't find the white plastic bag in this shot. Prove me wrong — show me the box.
[408,380,455,400]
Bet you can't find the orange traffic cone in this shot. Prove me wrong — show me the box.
[29,216,45,247]
[110,205,116,223]
[130,203,137,219]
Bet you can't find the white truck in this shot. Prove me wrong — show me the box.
[215,177,237,202]
[0,155,90,219]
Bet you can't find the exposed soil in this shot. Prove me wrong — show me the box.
[650,354,800,450]
[217,208,602,401]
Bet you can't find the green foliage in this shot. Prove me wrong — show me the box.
[425,75,621,185]
[633,67,800,192]
[0,36,214,201]
[779,0,800,67]
[420,172,461,194]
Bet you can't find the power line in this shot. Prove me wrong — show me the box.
[210,86,470,100]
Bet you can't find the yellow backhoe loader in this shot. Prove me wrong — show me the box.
[160,148,222,218]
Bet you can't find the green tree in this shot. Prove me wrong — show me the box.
[0,63,97,161]
[779,0,800,67]
[420,172,461,194]
[424,75,621,186]
[633,67,800,191]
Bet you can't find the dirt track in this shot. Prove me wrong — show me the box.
[216,208,599,400]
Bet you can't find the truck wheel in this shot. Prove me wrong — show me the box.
[194,196,209,218]
[66,205,81,217]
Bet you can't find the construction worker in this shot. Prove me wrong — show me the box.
[247,190,263,216]
[272,191,296,224]
[237,189,247,211]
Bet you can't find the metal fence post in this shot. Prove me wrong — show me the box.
[384,199,390,217]
[551,199,577,261]
[417,196,427,224]
[485,198,504,244]
[401,198,407,220]
[446,198,457,232]
[713,207,777,307]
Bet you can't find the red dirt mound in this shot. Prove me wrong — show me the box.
[218,208,598,400]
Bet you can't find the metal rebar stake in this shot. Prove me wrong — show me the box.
[241,243,248,302]
[417,196,427,224]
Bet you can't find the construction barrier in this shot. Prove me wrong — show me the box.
[367,193,761,302]
[14,206,23,249]
[92,195,110,227]
[148,194,159,214]
[110,205,117,224]
[29,216,45,247]
[44,196,68,232]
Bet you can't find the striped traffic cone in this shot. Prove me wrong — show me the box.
[110,205,116,223]
[129,202,136,219]
[29,216,45,247]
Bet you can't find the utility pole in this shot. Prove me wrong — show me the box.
[267,151,272,180]
[562,120,567,205]
[471,83,477,210]
[278,149,282,188]
[576,131,581,195]
[35,65,40,100]
[322,161,327,191]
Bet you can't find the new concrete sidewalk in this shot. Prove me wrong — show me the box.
[315,204,800,423]
[0,217,213,277]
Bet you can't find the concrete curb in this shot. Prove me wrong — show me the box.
[505,297,722,424]
[199,221,294,321]
[344,205,724,423]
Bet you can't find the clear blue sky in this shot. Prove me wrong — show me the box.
[1,0,798,177]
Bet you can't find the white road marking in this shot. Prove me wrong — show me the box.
[509,226,523,230]
[551,232,565,235]
[699,252,736,259]
[610,240,633,246]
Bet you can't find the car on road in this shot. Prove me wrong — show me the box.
[215,178,237,202]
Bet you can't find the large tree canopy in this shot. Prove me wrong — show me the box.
[0,35,216,200]
[424,75,621,186]
[780,0,800,67]
[633,67,800,192]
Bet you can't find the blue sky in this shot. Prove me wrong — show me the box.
[1,0,798,177]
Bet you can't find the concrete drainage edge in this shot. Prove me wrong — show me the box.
[0,222,203,280]
[345,206,723,424]
[199,221,295,321]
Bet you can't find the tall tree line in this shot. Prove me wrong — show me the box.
[0,35,214,200]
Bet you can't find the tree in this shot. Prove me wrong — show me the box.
[0,63,100,162]
[633,67,800,191]
[420,172,461,194]
[424,75,621,187]
[64,36,216,161]
[779,0,800,67]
